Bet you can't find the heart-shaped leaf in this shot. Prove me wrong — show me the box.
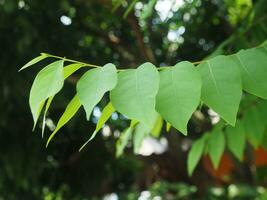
[197,55,242,126]
[234,47,267,99]
[77,63,117,120]
[156,61,201,135]
[110,63,159,129]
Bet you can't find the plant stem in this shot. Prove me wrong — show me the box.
[42,53,100,68]
[42,52,206,71]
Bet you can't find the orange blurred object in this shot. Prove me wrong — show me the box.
[202,153,235,182]
[202,148,267,182]
[254,147,267,167]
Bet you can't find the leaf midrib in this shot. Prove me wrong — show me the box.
[207,61,221,95]
[171,68,181,118]
[33,66,62,113]
[236,54,267,93]
[135,69,150,125]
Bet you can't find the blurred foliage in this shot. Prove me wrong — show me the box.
[1,0,267,199]
[40,181,267,200]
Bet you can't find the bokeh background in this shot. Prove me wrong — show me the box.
[1,0,267,199]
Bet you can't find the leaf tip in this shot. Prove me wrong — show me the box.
[181,129,188,136]
[32,122,37,132]
[188,169,193,177]
[45,140,50,148]
[79,140,89,152]
[228,119,236,127]
[46,132,55,148]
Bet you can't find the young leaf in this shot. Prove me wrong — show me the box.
[64,63,85,78]
[133,111,161,153]
[156,61,202,135]
[46,95,81,147]
[77,63,117,120]
[41,97,53,137]
[34,100,46,131]
[243,105,265,148]
[225,120,246,161]
[41,63,85,136]
[116,120,137,157]
[197,55,242,126]
[133,123,150,154]
[166,122,171,132]
[110,62,160,129]
[235,47,267,99]
[207,130,225,169]
[187,137,206,176]
[116,128,132,157]
[19,54,47,71]
[29,60,64,128]
[79,102,115,151]
[151,115,163,138]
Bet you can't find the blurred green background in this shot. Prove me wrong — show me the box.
[1,0,267,199]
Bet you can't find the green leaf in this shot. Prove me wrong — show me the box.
[261,131,267,150]
[133,111,161,153]
[212,120,225,132]
[166,122,171,132]
[235,47,267,99]
[225,120,246,161]
[187,137,206,176]
[116,128,132,157]
[116,120,137,157]
[197,55,242,126]
[19,54,47,71]
[202,133,211,155]
[29,60,64,129]
[133,123,150,154]
[207,130,225,169]
[77,63,117,120]
[123,0,138,18]
[110,62,160,129]
[63,63,85,78]
[41,97,53,138]
[46,95,81,147]
[156,61,202,135]
[151,115,163,138]
[243,105,265,148]
[79,102,115,151]
[140,0,157,20]
[35,100,46,130]
[41,63,85,136]
[257,100,267,126]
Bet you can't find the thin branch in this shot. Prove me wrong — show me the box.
[127,13,157,64]
[41,52,205,70]
[41,53,100,68]
[41,42,265,71]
